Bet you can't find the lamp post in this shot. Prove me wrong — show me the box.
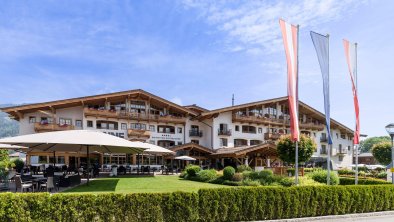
[385,123,394,184]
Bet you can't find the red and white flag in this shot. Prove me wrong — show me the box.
[343,39,360,144]
[279,19,299,142]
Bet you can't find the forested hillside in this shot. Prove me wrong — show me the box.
[0,104,19,138]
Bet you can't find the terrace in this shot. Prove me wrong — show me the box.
[84,107,187,124]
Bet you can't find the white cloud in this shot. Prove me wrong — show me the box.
[170,97,183,105]
[182,0,367,54]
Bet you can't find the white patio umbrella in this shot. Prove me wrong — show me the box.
[0,143,27,150]
[141,143,174,154]
[0,130,148,184]
[175,156,196,161]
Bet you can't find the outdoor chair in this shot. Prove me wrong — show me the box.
[41,177,55,192]
[15,176,34,192]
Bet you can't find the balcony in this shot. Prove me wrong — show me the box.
[337,148,347,155]
[218,129,232,136]
[189,130,203,137]
[264,133,282,140]
[320,137,328,143]
[127,129,151,139]
[232,114,324,131]
[34,123,74,132]
[84,108,186,124]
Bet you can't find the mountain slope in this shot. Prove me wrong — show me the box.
[0,104,19,138]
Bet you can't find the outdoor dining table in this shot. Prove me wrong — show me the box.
[31,177,47,191]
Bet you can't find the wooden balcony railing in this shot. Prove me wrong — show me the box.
[264,133,282,140]
[320,137,328,143]
[232,114,324,131]
[127,129,151,139]
[218,129,232,136]
[34,123,75,132]
[84,108,187,124]
[189,130,203,137]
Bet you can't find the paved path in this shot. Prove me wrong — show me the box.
[260,211,394,222]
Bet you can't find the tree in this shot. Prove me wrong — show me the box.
[371,142,391,165]
[360,136,391,153]
[276,134,316,164]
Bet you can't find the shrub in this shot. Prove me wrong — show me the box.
[286,168,295,176]
[242,171,252,179]
[185,165,201,177]
[223,166,235,180]
[179,171,187,178]
[339,177,391,185]
[198,185,394,221]
[222,180,241,186]
[308,170,339,185]
[12,158,24,173]
[377,171,387,179]
[197,170,218,182]
[242,178,260,186]
[232,173,243,182]
[337,169,354,175]
[236,165,252,172]
[278,176,294,187]
[0,192,199,222]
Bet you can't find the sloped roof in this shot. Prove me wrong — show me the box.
[1,89,198,119]
[170,143,213,154]
[198,96,353,134]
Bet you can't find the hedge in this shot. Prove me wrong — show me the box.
[1,185,394,221]
[198,185,394,221]
[340,177,392,185]
[0,192,199,222]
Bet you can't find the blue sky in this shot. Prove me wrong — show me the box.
[0,0,393,137]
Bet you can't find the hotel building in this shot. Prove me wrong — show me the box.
[1,89,354,170]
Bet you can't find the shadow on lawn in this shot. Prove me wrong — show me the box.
[65,178,120,192]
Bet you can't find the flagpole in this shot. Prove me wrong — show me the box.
[295,24,300,186]
[326,34,331,185]
[355,42,358,185]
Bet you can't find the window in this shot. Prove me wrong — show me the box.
[250,140,262,145]
[321,145,327,154]
[220,138,228,147]
[348,146,351,151]
[258,128,263,133]
[336,133,339,139]
[59,118,72,126]
[87,120,93,128]
[235,125,240,131]
[242,125,256,134]
[121,123,127,130]
[149,125,155,132]
[157,140,175,148]
[130,123,146,130]
[338,155,344,161]
[75,120,82,128]
[234,139,248,147]
[177,127,183,134]
[40,117,53,124]
[177,141,183,145]
[38,156,47,164]
[158,125,175,134]
[191,140,199,144]
[29,116,36,123]
[340,134,346,139]
[96,121,118,130]
[130,100,146,113]
[149,140,155,145]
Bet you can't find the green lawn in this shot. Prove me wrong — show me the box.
[63,175,228,193]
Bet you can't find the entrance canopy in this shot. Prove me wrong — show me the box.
[0,130,147,154]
